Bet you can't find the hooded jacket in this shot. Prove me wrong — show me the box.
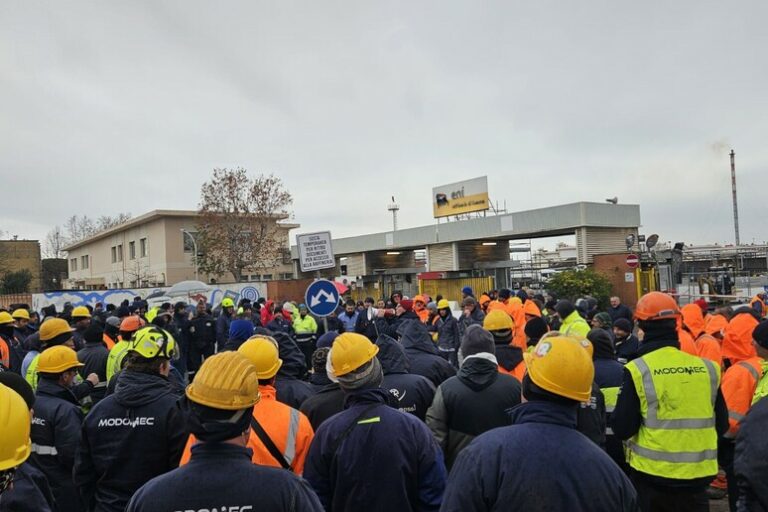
[723,307,761,363]
[273,332,314,408]
[260,300,276,327]
[426,354,521,469]
[495,340,526,381]
[615,333,640,364]
[304,387,446,512]
[376,335,436,421]
[560,310,591,339]
[30,378,84,512]
[399,321,456,387]
[78,341,109,405]
[434,313,460,353]
[440,400,638,512]
[735,394,768,511]
[73,370,188,512]
[126,443,323,512]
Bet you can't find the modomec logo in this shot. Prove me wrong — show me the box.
[175,507,253,512]
[653,366,706,376]
[98,417,155,428]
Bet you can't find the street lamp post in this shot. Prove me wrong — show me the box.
[180,229,199,281]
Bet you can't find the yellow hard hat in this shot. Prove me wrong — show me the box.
[130,326,177,360]
[483,310,514,331]
[238,336,283,380]
[71,306,91,319]
[37,346,84,374]
[437,299,450,310]
[221,298,235,308]
[39,318,74,342]
[523,336,594,402]
[11,309,30,320]
[186,352,261,410]
[0,312,13,325]
[330,333,379,377]
[0,384,31,471]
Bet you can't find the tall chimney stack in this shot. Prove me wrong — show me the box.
[731,149,741,246]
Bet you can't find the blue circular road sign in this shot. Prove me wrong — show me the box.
[305,279,340,317]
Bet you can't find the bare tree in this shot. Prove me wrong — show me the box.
[196,168,293,282]
[125,260,157,288]
[64,213,132,243]
[44,225,69,259]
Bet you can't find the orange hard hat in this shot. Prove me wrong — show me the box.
[119,315,146,332]
[634,292,680,321]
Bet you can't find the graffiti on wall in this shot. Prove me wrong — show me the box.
[32,283,267,312]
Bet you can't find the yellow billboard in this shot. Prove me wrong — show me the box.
[432,176,489,218]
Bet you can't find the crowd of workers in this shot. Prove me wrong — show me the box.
[1,285,768,511]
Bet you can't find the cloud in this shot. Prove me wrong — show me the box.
[2,0,768,250]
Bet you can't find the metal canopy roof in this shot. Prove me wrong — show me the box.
[291,202,641,257]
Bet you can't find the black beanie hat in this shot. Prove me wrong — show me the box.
[83,323,104,344]
[461,325,495,357]
[555,300,575,319]
[753,322,768,349]
[524,317,549,343]
[587,328,615,359]
[499,289,512,300]
[613,318,633,333]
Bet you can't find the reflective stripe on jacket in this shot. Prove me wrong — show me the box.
[721,357,763,438]
[625,347,720,479]
[179,385,313,474]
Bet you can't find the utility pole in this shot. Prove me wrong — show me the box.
[181,229,199,281]
[730,149,741,246]
[388,196,400,231]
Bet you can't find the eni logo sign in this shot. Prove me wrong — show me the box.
[432,176,489,218]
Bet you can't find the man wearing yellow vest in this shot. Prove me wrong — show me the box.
[611,292,728,512]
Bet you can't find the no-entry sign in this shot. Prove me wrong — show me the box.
[626,254,640,268]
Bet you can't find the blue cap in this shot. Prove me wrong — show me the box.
[462,286,473,296]
[317,331,339,349]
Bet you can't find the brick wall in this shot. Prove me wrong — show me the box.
[592,253,639,308]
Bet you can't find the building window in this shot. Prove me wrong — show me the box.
[140,238,147,257]
[182,233,196,253]
[117,244,123,262]
[111,246,117,263]
[280,272,294,280]
[261,274,273,281]
[70,258,78,271]
[81,255,89,269]
[129,241,136,260]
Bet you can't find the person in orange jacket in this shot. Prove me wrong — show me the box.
[681,304,722,367]
[722,305,761,365]
[413,295,430,324]
[718,322,768,510]
[675,315,699,356]
[483,310,526,381]
[478,294,492,313]
[179,335,314,475]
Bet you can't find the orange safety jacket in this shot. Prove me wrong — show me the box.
[0,336,10,369]
[415,308,430,324]
[102,333,116,351]
[677,327,698,356]
[498,360,527,382]
[721,357,764,438]
[722,310,759,364]
[696,334,723,367]
[179,385,314,474]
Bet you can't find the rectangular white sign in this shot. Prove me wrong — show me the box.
[297,231,336,272]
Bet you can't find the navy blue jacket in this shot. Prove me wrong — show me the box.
[0,462,56,512]
[215,311,232,348]
[78,341,110,404]
[377,335,436,421]
[441,400,638,512]
[73,370,188,512]
[399,322,456,387]
[594,357,625,390]
[126,443,323,512]
[608,304,634,324]
[735,393,768,511]
[305,388,446,512]
[300,383,346,431]
[273,332,314,408]
[615,334,640,364]
[30,378,84,512]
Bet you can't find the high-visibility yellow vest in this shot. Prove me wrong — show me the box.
[750,361,768,405]
[25,354,40,390]
[107,340,132,382]
[625,346,720,480]
[601,386,620,436]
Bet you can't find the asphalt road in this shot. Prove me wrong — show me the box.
[710,498,729,511]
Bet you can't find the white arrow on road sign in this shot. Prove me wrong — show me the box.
[310,289,338,308]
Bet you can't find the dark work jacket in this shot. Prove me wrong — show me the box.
[126,443,323,512]
[399,321,456,387]
[594,356,625,467]
[309,371,333,394]
[304,388,446,512]
[273,332,314,408]
[354,309,378,341]
[373,310,420,340]
[495,343,525,376]
[0,332,23,374]
[73,370,188,512]
[0,462,56,512]
[610,336,729,489]
[188,313,216,350]
[608,304,634,324]
[426,356,521,468]
[215,311,232,347]
[457,307,485,340]
[735,392,768,511]
[299,383,346,431]
[78,342,110,404]
[316,315,344,336]
[577,382,606,447]
[30,378,84,512]
[615,334,640,364]
[441,400,639,512]
[434,314,460,353]
[377,334,436,421]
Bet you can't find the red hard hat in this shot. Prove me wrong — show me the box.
[634,292,681,321]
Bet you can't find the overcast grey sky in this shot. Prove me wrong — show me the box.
[2,1,767,249]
